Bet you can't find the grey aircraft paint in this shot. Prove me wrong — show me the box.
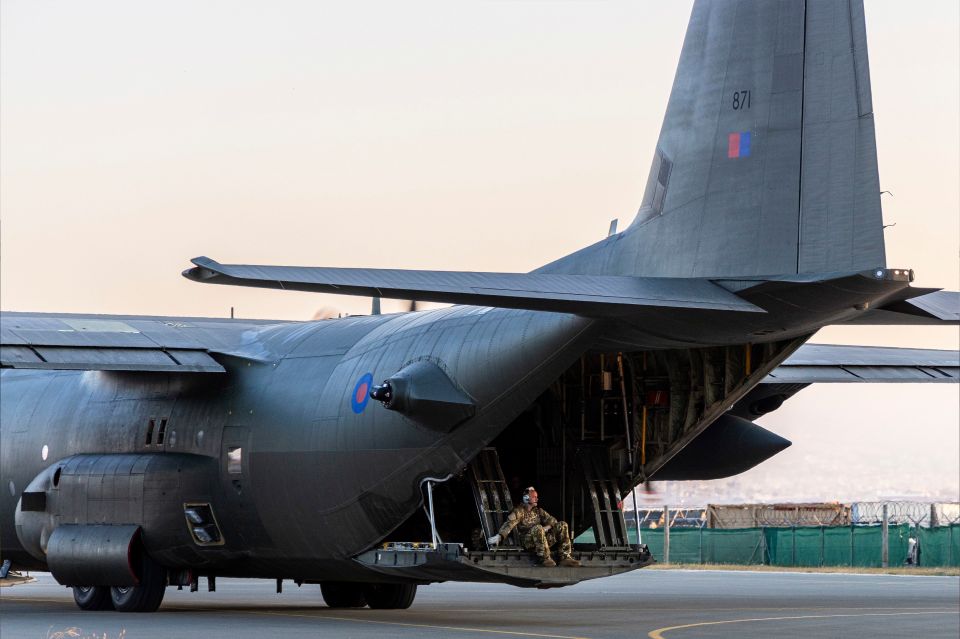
[1,0,958,612]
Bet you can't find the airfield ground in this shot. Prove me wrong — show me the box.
[2,569,958,638]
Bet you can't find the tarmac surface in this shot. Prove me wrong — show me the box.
[2,569,958,639]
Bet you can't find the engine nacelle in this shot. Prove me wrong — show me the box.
[15,453,222,582]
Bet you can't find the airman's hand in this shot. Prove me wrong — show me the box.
[487,534,501,546]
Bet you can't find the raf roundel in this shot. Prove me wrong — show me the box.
[350,372,374,414]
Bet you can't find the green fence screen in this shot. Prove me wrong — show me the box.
[763,524,911,567]
[918,524,959,567]
[575,524,957,568]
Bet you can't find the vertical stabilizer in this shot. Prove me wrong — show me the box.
[541,0,886,278]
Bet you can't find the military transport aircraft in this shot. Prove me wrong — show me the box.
[1,0,958,613]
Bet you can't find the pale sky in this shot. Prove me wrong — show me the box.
[1,1,957,501]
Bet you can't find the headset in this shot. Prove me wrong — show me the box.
[522,487,538,505]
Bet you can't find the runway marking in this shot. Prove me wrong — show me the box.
[2,596,73,604]
[238,609,590,639]
[647,610,959,638]
[5,596,955,618]
[2,597,590,639]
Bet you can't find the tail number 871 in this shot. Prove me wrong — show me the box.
[732,90,751,110]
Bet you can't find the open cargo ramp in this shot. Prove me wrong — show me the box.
[353,543,653,588]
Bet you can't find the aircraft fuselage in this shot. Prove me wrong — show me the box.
[1,307,596,579]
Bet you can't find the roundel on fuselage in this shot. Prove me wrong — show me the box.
[350,372,374,414]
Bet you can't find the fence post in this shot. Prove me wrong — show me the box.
[850,523,855,566]
[663,505,670,565]
[881,503,889,568]
[820,526,825,567]
[699,523,703,565]
[792,526,797,567]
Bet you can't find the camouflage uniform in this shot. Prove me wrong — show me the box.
[497,506,573,561]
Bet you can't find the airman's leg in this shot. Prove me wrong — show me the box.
[555,522,572,558]
[554,521,580,567]
[527,525,555,566]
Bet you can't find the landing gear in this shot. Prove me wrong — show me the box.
[320,582,417,609]
[363,583,417,609]
[320,582,367,608]
[110,552,167,612]
[72,586,113,610]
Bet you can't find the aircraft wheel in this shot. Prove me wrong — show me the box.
[363,583,417,609]
[320,582,367,608]
[110,553,166,612]
[73,585,113,611]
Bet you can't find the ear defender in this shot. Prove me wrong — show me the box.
[522,487,538,504]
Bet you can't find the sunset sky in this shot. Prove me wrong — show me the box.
[2,1,957,501]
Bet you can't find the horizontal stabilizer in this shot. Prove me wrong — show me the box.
[182,257,764,315]
[842,290,959,325]
[765,344,959,383]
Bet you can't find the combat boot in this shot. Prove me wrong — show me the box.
[558,556,581,567]
[539,556,557,567]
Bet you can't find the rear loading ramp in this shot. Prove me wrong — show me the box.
[354,543,653,589]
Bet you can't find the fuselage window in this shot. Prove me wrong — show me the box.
[227,447,242,474]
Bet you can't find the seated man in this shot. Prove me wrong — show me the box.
[487,487,580,567]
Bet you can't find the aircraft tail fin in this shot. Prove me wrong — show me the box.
[541,0,886,278]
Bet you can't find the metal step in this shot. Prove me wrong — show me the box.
[578,448,632,549]
[468,448,519,548]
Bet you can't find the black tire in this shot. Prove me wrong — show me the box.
[73,586,113,611]
[320,581,367,608]
[363,583,417,610]
[110,551,166,613]
[320,582,367,608]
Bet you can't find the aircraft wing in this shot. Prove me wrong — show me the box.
[726,344,958,422]
[0,312,283,373]
[764,344,959,383]
[181,256,764,315]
